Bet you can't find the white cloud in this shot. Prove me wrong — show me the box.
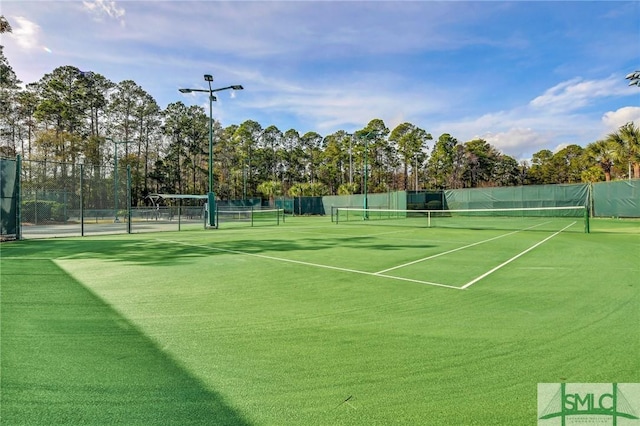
[432,78,639,161]
[529,76,628,112]
[8,16,40,50]
[601,106,640,132]
[82,0,126,25]
[482,128,552,154]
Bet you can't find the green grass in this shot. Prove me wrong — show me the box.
[1,217,639,425]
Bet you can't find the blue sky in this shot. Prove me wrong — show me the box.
[2,0,639,161]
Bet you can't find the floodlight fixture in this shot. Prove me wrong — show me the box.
[177,75,244,227]
[625,71,640,87]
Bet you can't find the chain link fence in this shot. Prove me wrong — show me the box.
[18,159,206,239]
[5,158,638,240]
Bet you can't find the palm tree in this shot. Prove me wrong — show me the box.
[619,122,640,178]
[257,180,282,207]
[288,183,307,216]
[585,139,619,181]
[607,122,640,179]
[0,16,11,33]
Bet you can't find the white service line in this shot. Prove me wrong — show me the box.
[156,238,461,290]
[374,273,462,289]
[374,222,550,274]
[460,221,576,289]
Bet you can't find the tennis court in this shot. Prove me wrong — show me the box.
[2,215,639,424]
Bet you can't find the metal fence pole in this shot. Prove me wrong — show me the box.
[16,154,22,240]
[80,162,84,237]
[127,165,132,234]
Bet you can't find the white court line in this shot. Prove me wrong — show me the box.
[156,238,462,290]
[460,221,576,289]
[374,222,550,274]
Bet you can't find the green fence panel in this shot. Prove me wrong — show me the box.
[292,196,325,215]
[218,198,262,208]
[444,184,589,210]
[592,179,640,218]
[407,191,445,210]
[322,191,407,213]
[274,197,294,214]
[0,157,19,239]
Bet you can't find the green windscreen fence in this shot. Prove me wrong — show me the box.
[325,191,407,220]
[592,179,640,217]
[323,191,407,211]
[274,197,294,214]
[218,198,262,208]
[1,157,20,240]
[407,191,445,210]
[444,184,589,210]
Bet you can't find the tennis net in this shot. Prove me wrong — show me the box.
[333,206,589,233]
[216,207,285,227]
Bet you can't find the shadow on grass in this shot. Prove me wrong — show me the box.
[1,234,436,266]
[0,259,251,425]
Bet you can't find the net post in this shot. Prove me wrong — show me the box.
[584,206,590,233]
[251,205,254,227]
[203,202,207,229]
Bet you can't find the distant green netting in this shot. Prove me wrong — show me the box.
[218,198,262,208]
[592,179,640,218]
[407,191,445,210]
[444,184,589,210]
[324,191,407,211]
[274,197,294,214]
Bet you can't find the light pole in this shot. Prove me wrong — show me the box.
[105,137,131,223]
[179,75,243,227]
[343,133,354,185]
[358,131,377,219]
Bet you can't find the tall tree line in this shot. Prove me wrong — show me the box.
[1,19,639,206]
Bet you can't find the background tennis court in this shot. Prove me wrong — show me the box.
[2,216,638,424]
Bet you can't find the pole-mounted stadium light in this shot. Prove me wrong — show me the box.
[178,75,244,228]
[356,130,378,220]
[626,71,640,87]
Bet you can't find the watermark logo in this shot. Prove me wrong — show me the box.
[538,383,640,425]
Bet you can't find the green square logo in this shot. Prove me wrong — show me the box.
[538,383,640,425]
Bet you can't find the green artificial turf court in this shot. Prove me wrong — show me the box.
[1,216,639,425]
